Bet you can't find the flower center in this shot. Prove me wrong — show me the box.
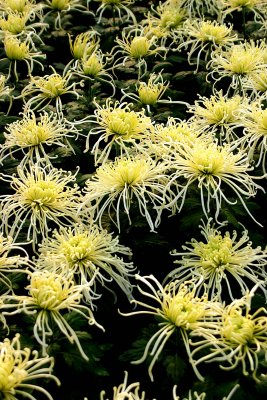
[221,313,255,345]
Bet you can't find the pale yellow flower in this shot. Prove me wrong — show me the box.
[0,333,60,400]
[100,370,147,400]
[120,274,222,381]
[21,66,81,112]
[68,30,100,61]
[178,19,238,72]
[207,40,266,94]
[44,0,89,29]
[187,91,246,142]
[239,100,267,173]
[113,28,165,79]
[245,67,267,97]
[164,138,264,225]
[193,288,267,381]
[88,0,137,25]
[220,0,266,22]
[2,34,46,81]
[80,155,172,232]
[168,218,267,300]
[142,1,187,46]
[85,99,153,165]
[0,109,81,165]
[36,223,135,301]
[2,270,104,358]
[0,161,81,248]
[0,0,42,16]
[0,233,32,293]
[0,10,47,39]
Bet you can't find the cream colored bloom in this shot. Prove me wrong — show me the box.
[100,370,147,400]
[2,270,104,359]
[89,0,137,25]
[0,333,60,400]
[187,91,246,142]
[245,67,267,97]
[120,274,222,381]
[142,2,187,46]
[0,0,41,15]
[36,223,135,301]
[165,138,264,225]
[86,100,153,164]
[168,219,267,300]
[68,30,100,61]
[193,289,267,381]
[0,161,81,248]
[0,109,81,165]
[220,0,266,22]
[178,19,238,72]
[44,0,89,29]
[2,34,45,81]
[21,66,81,112]
[0,233,32,293]
[239,100,267,174]
[80,155,171,232]
[207,41,266,94]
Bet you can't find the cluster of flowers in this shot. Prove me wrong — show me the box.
[0,0,267,399]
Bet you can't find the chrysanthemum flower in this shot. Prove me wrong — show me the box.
[0,109,81,165]
[36,223,135,301]
[142,1,187,47]
[99,371,146,400]
[2,270,104,359]
[44,0,89,30]
[239,100,267,174]
[168,218,267,301]
[0,9,47,40]
[1,33,46,81]
[207,40,266,94]
[220,0,266,23]
[187,91,246,142]
[164,138,264,225]
[121,72,171,112]
[113,28,166,79]
[0,333,60,400]
[120,274,222,381]
[192,288,267,381]
[80,155,172,232]
[72,50,116,96]
[0,0,42,17]
[88,0,137,25]
[20,66,81,113]
[244,67,267,98]
[67,30,100,67]
[178,19,238,72]
[137,117,207,161]
[0,233,32,293]
[0,161,81,248]
[85,99,153,165]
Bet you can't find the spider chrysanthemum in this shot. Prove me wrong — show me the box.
[0,109,81,165]
[239,100,267,174]
[193,288,267,382]
[36,223,135,301]
[178,19,238,72]
[89,0,137,25]
[80,155,171,232]
[86,99,153,165]
[164,138,264,225]
[207,40,266,94]
[100,371,146,400]
[21,66,81,112]
[220,0,266,23]
[0,233,32,293]
[0,161,81,248]
[2,270,104,359]
[187,91,246,142]
[120,274,222,381]
[0,333,60,400]
[168,219,267,300]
